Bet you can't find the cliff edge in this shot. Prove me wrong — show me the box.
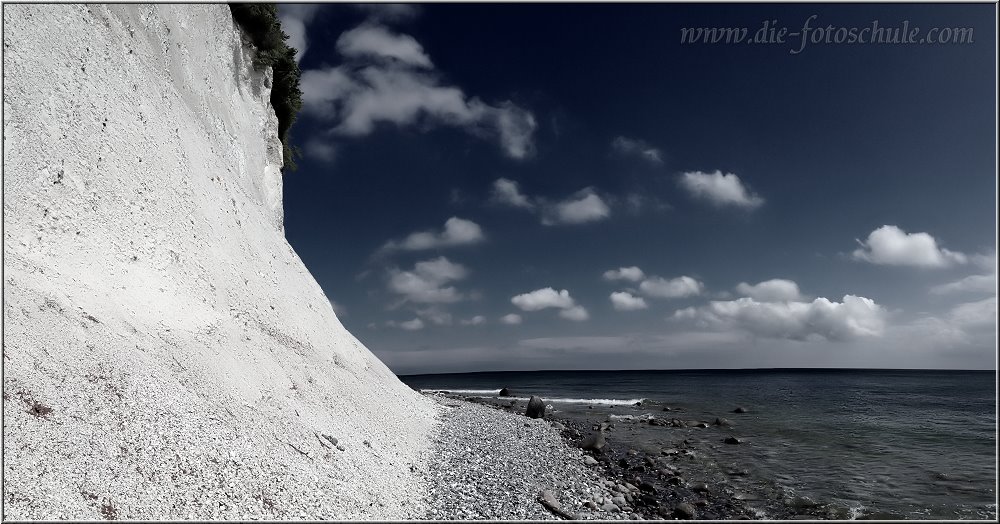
[2,4,438,519]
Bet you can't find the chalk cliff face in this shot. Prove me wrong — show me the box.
[3,5,437,519]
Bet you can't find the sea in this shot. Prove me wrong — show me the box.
[399,369,997,520]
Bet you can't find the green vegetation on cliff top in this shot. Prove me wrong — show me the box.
[228,3,303,172]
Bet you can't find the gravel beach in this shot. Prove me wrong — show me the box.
[422,392,784,520]
[421,395,629,520]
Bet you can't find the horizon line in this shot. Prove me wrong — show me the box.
[397,366,997,378]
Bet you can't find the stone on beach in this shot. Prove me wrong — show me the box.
[525,396,546,419]
[690,482,710,493]
[499,388,511,397]
[538,489,578,520]
[580,431,606,452]
[423,397,615,520]
[674,502,698,519]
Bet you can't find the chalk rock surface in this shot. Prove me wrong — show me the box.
[2,4,438,520]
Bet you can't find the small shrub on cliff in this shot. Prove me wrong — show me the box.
[228,3,303,172]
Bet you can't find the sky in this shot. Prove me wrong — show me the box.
[276,2,996,375]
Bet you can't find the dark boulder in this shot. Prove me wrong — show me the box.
[732,406,748,414]
[618,458,630,468]
[525,396,546,419]
[580,431,606,452]
[499,387,511,397]
[674,502,697,519]
[713,417,732,427]
[724,436,742,445]
[639,481,657,493]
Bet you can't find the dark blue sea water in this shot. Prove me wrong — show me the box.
[400,369,997,520]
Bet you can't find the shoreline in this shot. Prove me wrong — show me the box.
[419,394,628,520]
[424,391,823,520]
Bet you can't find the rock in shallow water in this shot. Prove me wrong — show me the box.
[499,388,511,397]
[580,431,606,452]
[724,436,742,445]
[675,502,697,519]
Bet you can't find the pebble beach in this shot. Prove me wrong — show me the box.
[419,393,768,520]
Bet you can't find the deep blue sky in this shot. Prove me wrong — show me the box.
[277,2,996,374]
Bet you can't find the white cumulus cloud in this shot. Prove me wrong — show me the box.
[559,305,590,321]
[673,295,886,341]
[416,306,453,326]
[679,170,764,209]
[386,317,424,331]
[511,288,576,311]
[277,4,322,63]
[336,24,433,68]
[511,288,589,321]
[930,274,996,295]
[491,181,614,226]
[461,315,487,326]
[491,178,535,209]
[499,313,523,325]
[542,188,611,225]
[610,291,648,311]
[387,256,468,304]
[852,225,967,267]
[611,136,663,164]
[380,217,484,253]
[639,276,704,299]
[734,279,803,302]
[299,24,536,160]
[603,266,645,282]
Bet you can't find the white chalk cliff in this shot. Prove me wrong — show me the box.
[2,4,438,519]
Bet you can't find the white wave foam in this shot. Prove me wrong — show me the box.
[422,388,499,395]
[548,397,645,406]
[847,505,867,520]
[423,389,646,406]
